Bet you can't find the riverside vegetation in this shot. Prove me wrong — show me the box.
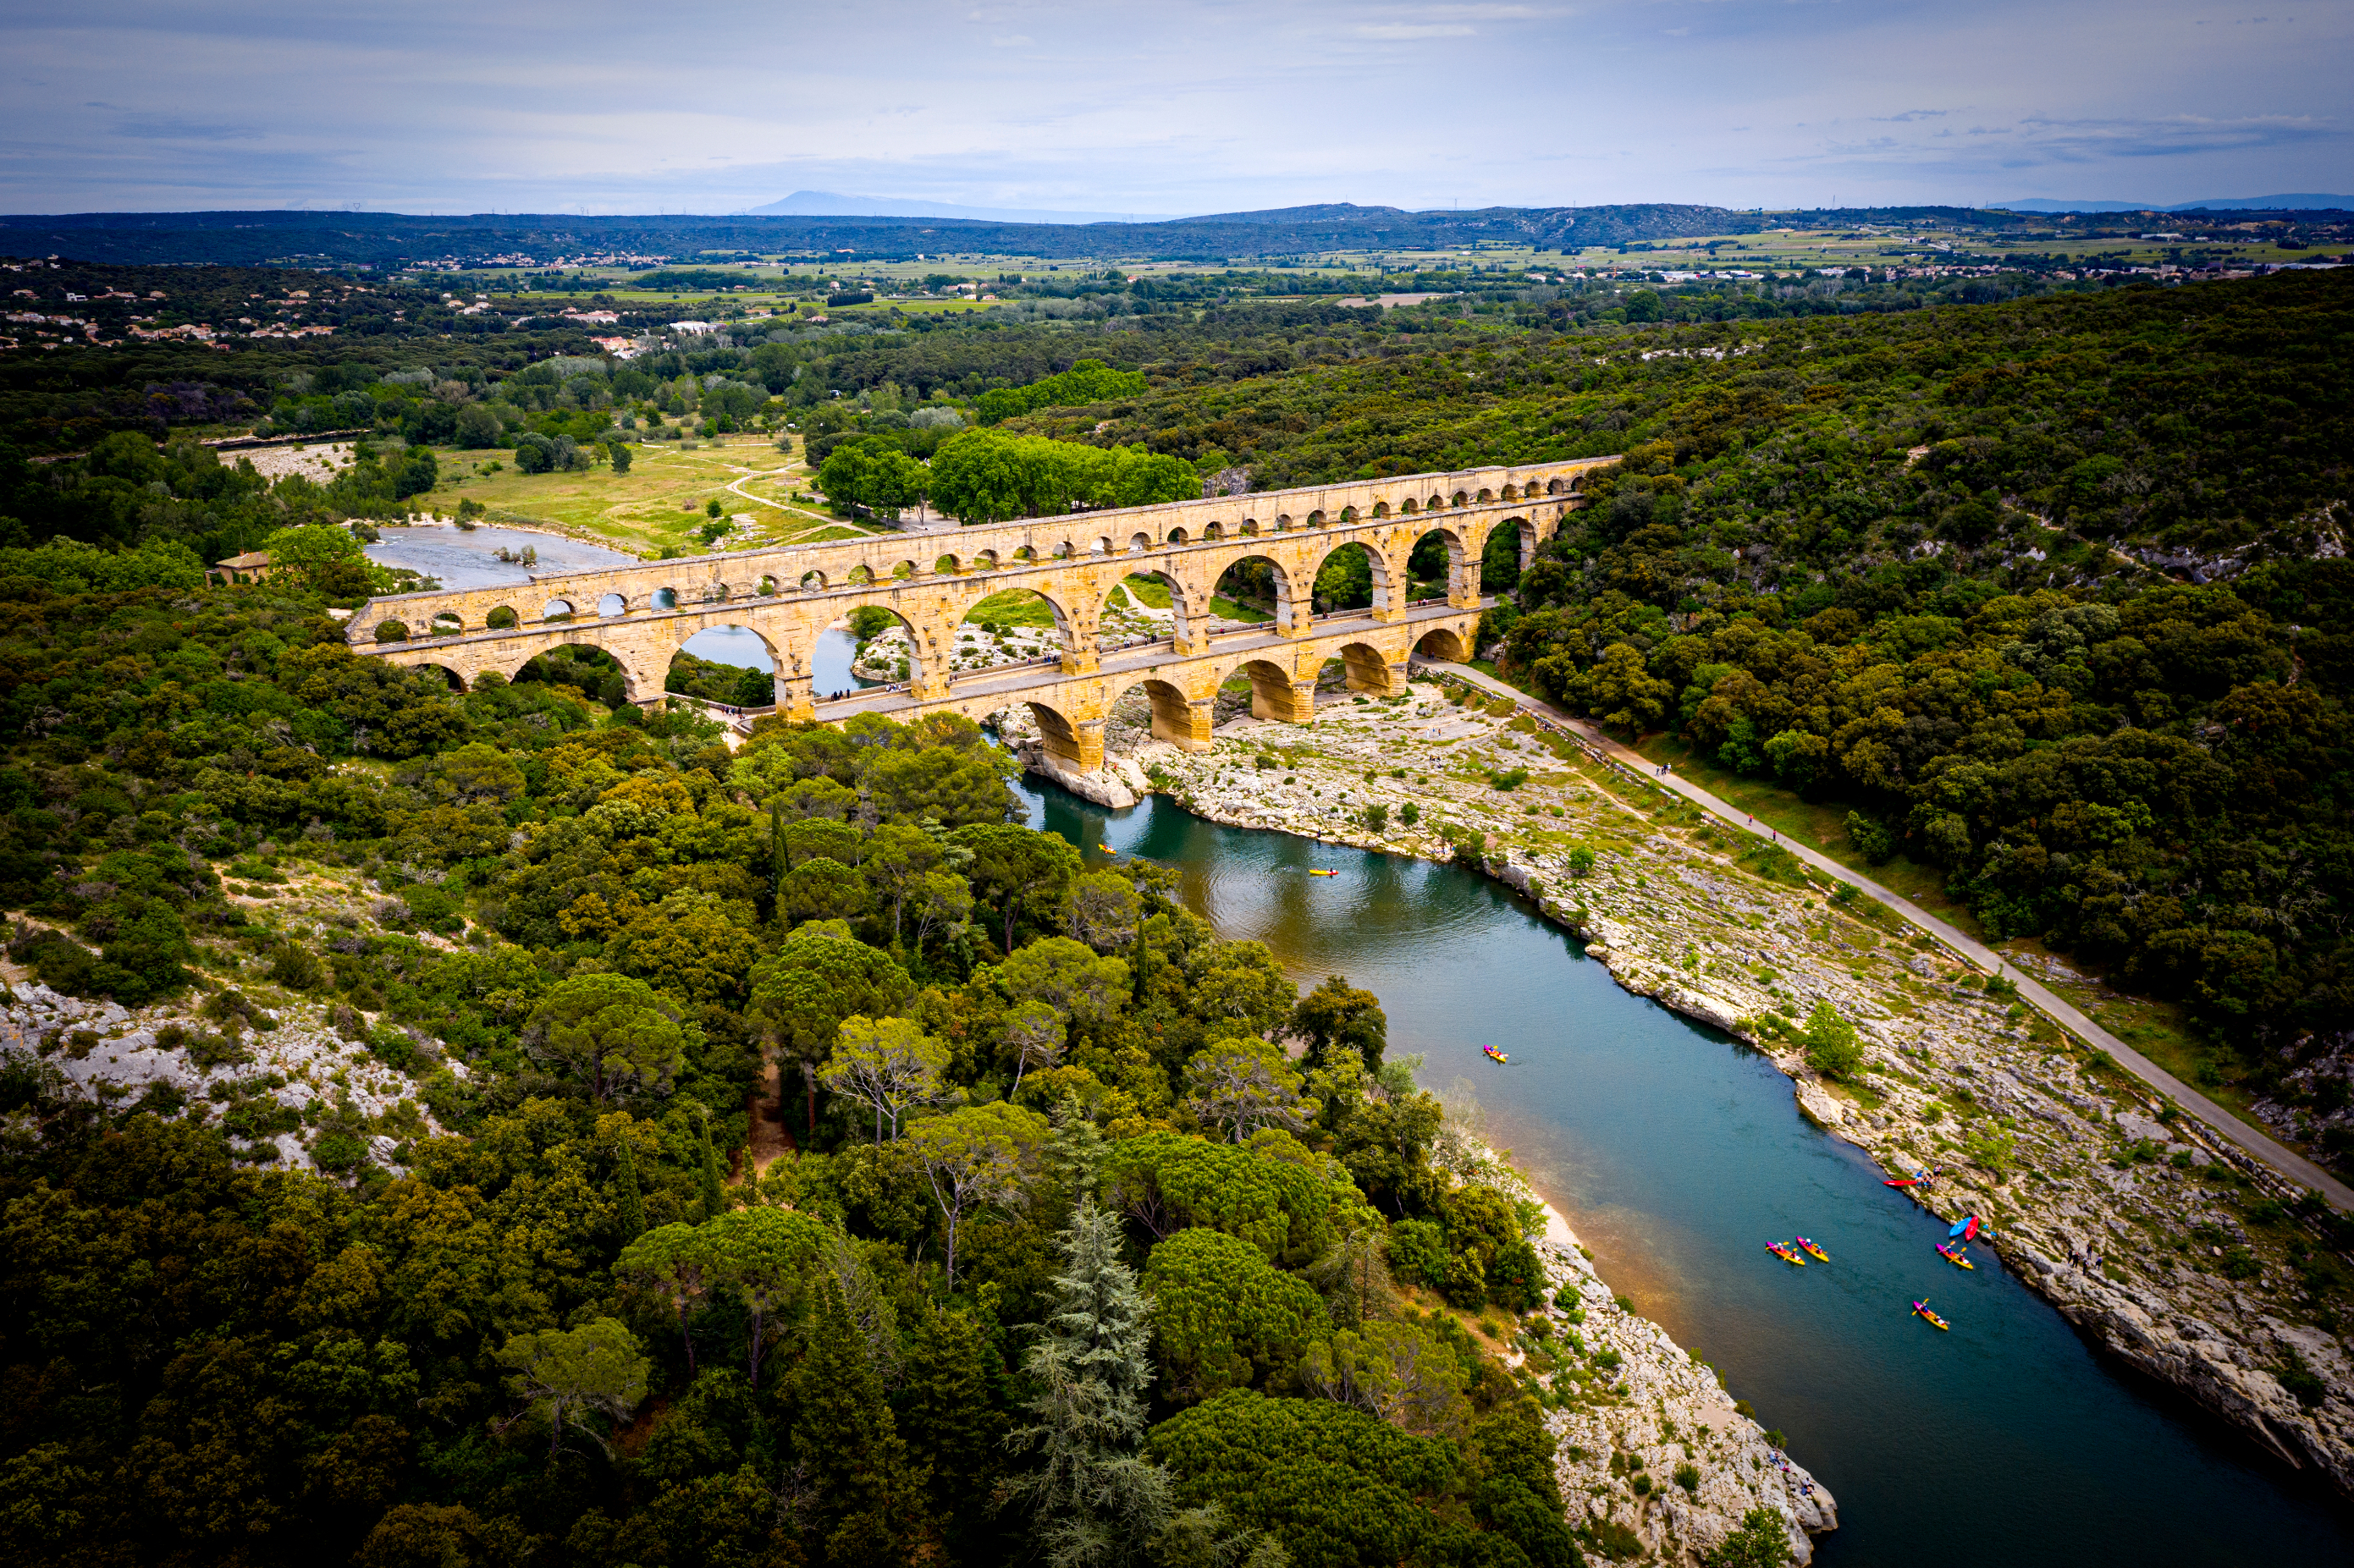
[2,246,2351,1559]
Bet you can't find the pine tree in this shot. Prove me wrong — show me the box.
[791,1278,929,1567]
[615,1136,647,1242]
[1006,1197,1171,1568]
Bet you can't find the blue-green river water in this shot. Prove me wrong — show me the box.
[1013,776,2354,1566]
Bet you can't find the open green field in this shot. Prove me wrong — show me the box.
[420,434,875,557]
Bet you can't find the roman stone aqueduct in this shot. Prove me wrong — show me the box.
[352,458,1615,776]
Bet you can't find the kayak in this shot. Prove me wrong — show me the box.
[1482,1044,1511,1065]
[1309,868,1340,878]
[1938,1243,1975,1271]
[1796,1236,1830,1263]
[1100,844,1116,854]
[1913,1300,1950,1330]
[1766,1241,1806,1267]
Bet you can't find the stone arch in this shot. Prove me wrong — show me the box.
[514,641,636,704]
[1101,569,1191,652]
[652,586,679,610]
[596,592,627,617]
[1203,521,1226,541]
[1415,626,1470,663]
[957,585,1075,674]
[1500,484,1519,501]
[891,560,917,580]
[411,661,468,691]
[1024,697,1089,767]
[847,564,876,586]
[540,597,576,622]
[1109,676,1209,751]
[1218,657,1313,724]
[1476,487,1495,503]
[1094,536,1115,557]
[1449,491,1467,508]
[1340,505,1359,523]
[1546,477,1568,495]
[1306,509,1326,527]
[1127,531,1152,554]
[1429,494,1446,512]
[800,569,828,591]
[1335,641,1402,696]
[1013,545,1038,562]
[1371,502,1390,518]
[1486,516,1532,593]
[1238,519,1260,536]
[973,549,1000,570]
[1168,526,1189,546]
[669,623,779,705]
[1210,553,1297,634]
[842,602,926,686]
[372,618,411,643]
[1305,538,1392,617]
[756,575,778,596]
[484,605,518,630]
[1399,498,1419,515]
[1406,525,1469,601]
[934,553,962,576]
[1274,514,1293,531]
[427,610,464,636]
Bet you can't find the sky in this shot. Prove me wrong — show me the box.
[0,0,2346,216]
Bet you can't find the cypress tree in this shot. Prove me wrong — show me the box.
[791,1278,929,1567]
[698,1109,725,1220]
[906,1300,1012,1539]
[615,1136,647,1242]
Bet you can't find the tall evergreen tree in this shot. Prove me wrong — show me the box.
[905,1299,1012,1552]
[698,1108,725,1220]
[615,1136,648,1242]
[1006,1197,1171,1568]
[791,1278,930,1568]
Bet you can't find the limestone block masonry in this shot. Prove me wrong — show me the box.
[349,459,1612,770]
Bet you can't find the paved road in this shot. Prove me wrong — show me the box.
[1422,659,2354,1212]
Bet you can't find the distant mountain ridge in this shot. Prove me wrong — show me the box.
[742,190,1174,224]
[1999,194,2352,214]
[10,196,2347,270]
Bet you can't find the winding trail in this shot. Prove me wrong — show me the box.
[1420,657,2354,1213]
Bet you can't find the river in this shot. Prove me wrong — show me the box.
[1012,775,2354,1566]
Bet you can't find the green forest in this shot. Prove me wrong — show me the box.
[0,571,1586,1567]
[1,247,2351,1566]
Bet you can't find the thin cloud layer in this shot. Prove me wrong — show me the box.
[0,0,2343,213]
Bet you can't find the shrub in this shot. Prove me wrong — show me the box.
[1674,1462,1701,1494]
[1399,801,1420,826]
[1364,803,1389,832]
[1844,811,1896,864]
[1386,1218,1448,1290]
[1800,1001,1862,1080]
[1489,767,1528,791]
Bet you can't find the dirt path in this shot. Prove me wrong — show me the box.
[743,1058,797,1176]
[1421,657,2354,1213]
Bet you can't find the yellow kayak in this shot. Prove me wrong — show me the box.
[1938,1243,1975,1270]
[1796,1237,1830,1263]
[1309,868,1340,878]
[1914,1300,1950,1330]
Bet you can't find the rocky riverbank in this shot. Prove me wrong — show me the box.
[1015,670,2354,1499]
[1450,1136,1839,1564]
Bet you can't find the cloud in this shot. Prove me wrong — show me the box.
[1873,108,1951,123]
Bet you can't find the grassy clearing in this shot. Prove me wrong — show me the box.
[966,589,1061,630]
[421,434,870,557]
